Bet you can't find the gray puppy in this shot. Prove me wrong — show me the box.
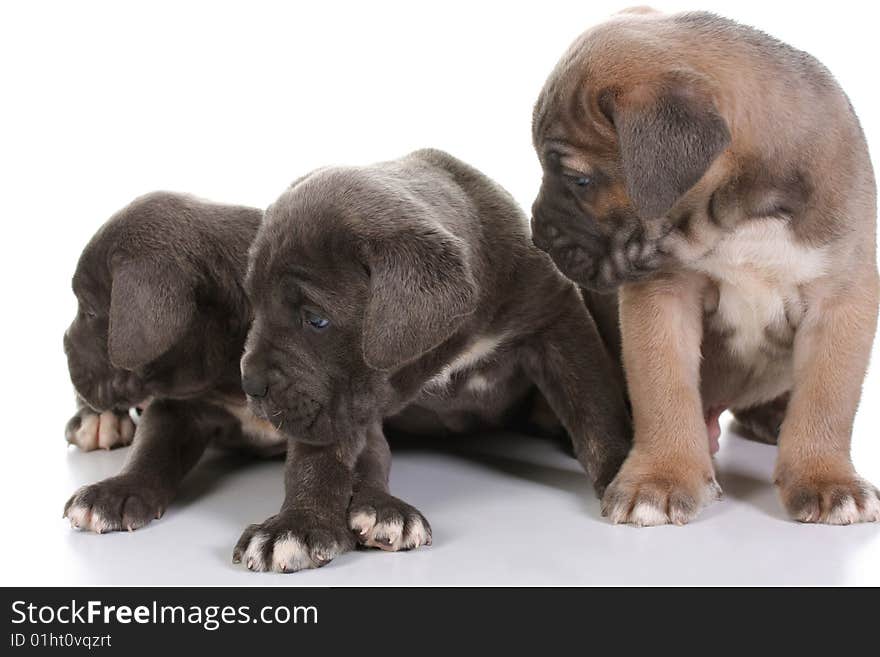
[64,192,426,569]
[238,149,631,573]
[63,192,275,532]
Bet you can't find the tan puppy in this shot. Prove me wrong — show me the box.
[531,9,879,525]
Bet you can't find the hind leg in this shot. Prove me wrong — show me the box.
[732,393,789,446]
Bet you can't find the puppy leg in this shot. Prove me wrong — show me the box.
[65,395,136,451]
[347,423,432,551]
[775,276,880,524]
[603,273,720,526]
[233,437,362,573]
[523,287,632,496]
[732,394,789,445]
[63,399,219,532]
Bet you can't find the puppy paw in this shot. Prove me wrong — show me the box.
[233,512,355,573]
[65,408,135,451]
[777,471,880,525]
[63,476,166,533]
[601,454,721,526]
[348,490,432,551]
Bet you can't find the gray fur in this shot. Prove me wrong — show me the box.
[239,149,632,571]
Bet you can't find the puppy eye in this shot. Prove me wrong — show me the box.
[569,175,593,188]
[303,310,330,331]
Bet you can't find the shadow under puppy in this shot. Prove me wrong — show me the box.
[63,192,411,537]
[530,9,879,525]
[239,148,631,573]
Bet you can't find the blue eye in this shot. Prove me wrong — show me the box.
[304,311,330,330]
[571,175,592,187]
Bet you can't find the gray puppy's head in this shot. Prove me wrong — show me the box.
[241,165,478,444]
[64,192,260,411]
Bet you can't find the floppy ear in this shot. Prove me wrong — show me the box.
[362,227,478,372]
[108,259,196,370]
[612,75,731,219]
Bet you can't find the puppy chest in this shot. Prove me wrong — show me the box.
[423,334,507,394]
[417,333,527,416]
[691,219,828,362]
[411,373,531,436]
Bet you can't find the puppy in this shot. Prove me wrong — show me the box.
[531,9,880,525]
[62,192,278,532]
[63,192,417,547]
[238,148,631,572]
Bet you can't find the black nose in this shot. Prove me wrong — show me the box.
[242,373,268,399]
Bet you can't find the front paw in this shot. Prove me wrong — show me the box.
[233,512,355,573]
[65,407,135,451]
[63,476,167,533]
[776,465,880,524]
[348,490,432,551]
[601,452,721,526]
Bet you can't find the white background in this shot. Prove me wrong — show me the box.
[1,0,879,585]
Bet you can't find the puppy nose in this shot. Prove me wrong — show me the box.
[242,373,269,399]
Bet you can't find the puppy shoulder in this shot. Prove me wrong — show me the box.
[406,149,522,214]
[405,148,488,192]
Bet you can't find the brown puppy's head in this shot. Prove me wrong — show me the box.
[64,192,259,411]
[241,166,478,445]
[530,14,731,290]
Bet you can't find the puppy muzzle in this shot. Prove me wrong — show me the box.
[245,385,325,441]
[69,371,147,413]
[64,332,146,412]
[531,205,669,291]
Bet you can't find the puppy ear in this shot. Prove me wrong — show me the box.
[108,259,196,370]
[612,74,730,219]
[362,228,478,371]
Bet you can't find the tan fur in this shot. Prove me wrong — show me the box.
[604,273,720,525]
[532,10,879,525]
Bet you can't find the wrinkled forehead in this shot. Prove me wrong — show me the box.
[70,203,150,298]
[250,166,417,279]
[533,18,648,158]
[533,73,619,166]
[246,205,364,303]
[71,236,112,304]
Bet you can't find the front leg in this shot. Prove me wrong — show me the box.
[603,273,720,526]
[775,274,880,524]
[233,435,362,573]
[347,423,432,551]
[523,286,632,496]
[64,399,219,532]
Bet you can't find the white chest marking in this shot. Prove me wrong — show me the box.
[466,374,493,394]
[689,218,828,359]
[426,334,504,390]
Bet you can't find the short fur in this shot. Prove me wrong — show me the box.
[63,192,270,532]
[531,9,879,525]
[239,149,631,572]
[62,192,410,543]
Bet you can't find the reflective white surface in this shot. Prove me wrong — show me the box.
[5,417,879,586]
